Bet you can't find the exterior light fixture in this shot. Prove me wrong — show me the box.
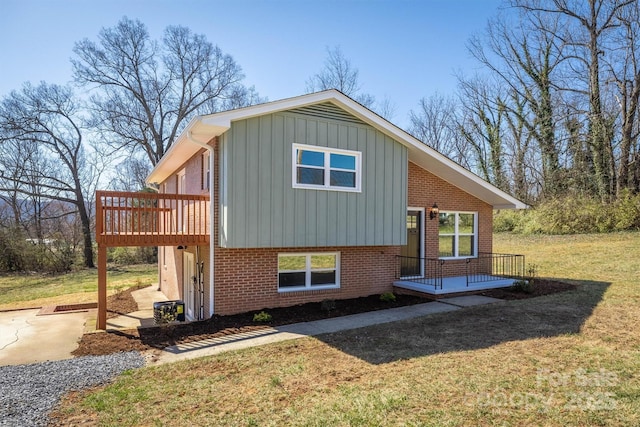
[177,245,187,250]
[429,203,439,220]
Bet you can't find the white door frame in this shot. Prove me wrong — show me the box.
[402,207,425,278]
[183,251,195,320]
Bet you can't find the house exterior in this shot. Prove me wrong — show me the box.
[95,90,526,329]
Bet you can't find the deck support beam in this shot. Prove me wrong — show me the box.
[97,245,107,330]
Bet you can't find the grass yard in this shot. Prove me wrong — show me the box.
[0,264,157,310]
[53,233,640,426]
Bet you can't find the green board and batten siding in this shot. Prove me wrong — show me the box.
[220,106,408,248]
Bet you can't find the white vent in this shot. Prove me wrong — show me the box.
[288,102,366,125]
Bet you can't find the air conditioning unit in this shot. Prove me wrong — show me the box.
[153,300,186,324]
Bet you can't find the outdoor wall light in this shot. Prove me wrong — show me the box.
[177,245,187,250]
[429,203,439,220]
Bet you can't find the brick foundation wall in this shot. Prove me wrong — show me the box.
[213,245,400,315]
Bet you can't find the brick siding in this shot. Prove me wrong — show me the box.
[407,161,493,277]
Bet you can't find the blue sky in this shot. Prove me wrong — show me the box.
[1,0,505,129]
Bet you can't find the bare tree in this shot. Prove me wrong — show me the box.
[0,82,99,268]
[408,93,470,166]
[607,1,640,195]
[458,76,510,191]
[73,17,262,166]
[306,46,395,120]
[503,89,536,202]
[111,156,152,192]
[306,46,361,96]
[468,9,567,197]
[514,0,634,200]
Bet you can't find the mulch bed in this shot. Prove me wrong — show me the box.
[480,278,576,299]
[73,279,576,357]
[106,284,148,319]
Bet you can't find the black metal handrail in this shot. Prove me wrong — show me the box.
[466,252,525,286]
[396,255,444,289]
[396,253,526,290]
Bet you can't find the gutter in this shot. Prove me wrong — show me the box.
[187,125,216,318]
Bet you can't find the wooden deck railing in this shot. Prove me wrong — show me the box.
[95,190,210,247]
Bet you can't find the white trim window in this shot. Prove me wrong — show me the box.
[438,212,478,258]
[292,143,361,192]
[278,252,340,291]
[202,151,210,190]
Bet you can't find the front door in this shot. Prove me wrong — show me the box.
[400,210,422,277]
[183,251,195,320]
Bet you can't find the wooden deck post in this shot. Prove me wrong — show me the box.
[97,244,107,330]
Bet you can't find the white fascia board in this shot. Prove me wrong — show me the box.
[198,91,342,127]
[146,92,343,184]
[146,118,229,184]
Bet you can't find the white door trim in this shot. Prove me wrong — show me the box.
[404,207,425,278]
[183,251,195,321]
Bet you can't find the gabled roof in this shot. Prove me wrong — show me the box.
[148,90,526,209]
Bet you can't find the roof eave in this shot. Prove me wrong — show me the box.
[146,118,229,184]
[146,90,527,210]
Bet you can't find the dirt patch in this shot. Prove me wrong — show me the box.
[73,279,575,357]
[106,284,147,319]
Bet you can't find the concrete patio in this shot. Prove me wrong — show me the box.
[103,285,169,330]
[394,275,517,296]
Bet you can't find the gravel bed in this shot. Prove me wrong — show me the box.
[0,351,145,427]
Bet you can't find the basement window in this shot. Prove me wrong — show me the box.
[278,252,340,291]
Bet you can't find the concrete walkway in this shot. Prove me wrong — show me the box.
[149,295,502,365]
[0,286,502,367]
[103,285,169,330]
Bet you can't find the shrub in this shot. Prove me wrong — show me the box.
[510,279,534,294]
[320,299,336,313]
[380,292,396,302]
[612,189,640,230]
[493,209,525,233]
[253,311,272,322]
[109,246,158,265]
[0,227,27,272]
[495,193,640,235]
[0,228,76,273]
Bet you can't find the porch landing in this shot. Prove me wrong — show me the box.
[394,275,517,296]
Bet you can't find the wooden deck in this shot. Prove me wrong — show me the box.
[95,190,210,329]
[96,190,210,247]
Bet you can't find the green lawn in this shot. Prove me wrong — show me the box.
[0,264,157,310]
[54,233,640,426]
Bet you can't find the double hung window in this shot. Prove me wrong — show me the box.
[293,144,361,191]
[438,212,477,258]
[278,252,340,291]
[202,152,210,190]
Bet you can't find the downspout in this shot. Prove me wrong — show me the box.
[187,126,216,318]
